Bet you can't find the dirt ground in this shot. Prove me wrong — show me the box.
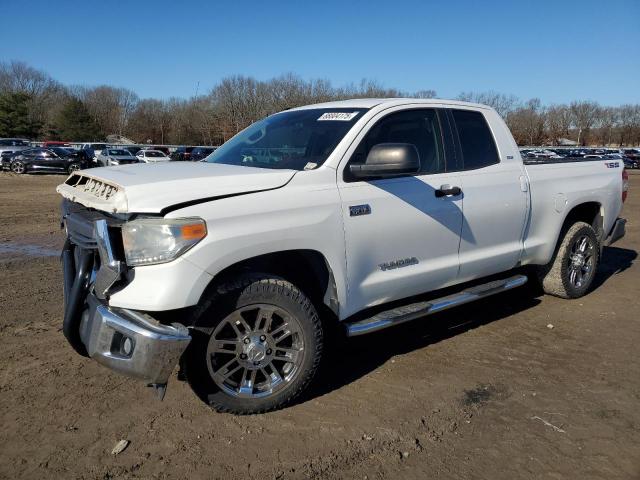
[0,171,639,480]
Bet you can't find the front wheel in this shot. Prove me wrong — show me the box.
[184,275,323,414]
[11,161,26,174]
[537,221,600,298]
[67,163,80,174]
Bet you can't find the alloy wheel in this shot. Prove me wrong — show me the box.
[567,235,595,288]
[205,304,305,399]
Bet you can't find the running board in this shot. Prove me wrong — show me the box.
[345,274,528,337]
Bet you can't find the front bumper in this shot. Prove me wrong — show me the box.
[604,217,626,246]
[61,201,192,387]
[80,294,191,384]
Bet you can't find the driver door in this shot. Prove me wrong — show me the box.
[338,107,463,318]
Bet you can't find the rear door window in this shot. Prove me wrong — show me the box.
[451,109,499,170]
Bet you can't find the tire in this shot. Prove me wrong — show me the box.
[11,161,26,174]
[184,275,323,414]
[67,163,80,174]
[537,221,600,299]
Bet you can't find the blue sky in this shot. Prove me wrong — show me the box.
[1,0,638,105]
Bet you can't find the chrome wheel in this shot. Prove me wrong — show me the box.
[567,235,595,288]
[205,304,305,399]
[68,163,80,173]
[11,161,25,174]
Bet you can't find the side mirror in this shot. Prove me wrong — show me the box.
[349,143,420,179]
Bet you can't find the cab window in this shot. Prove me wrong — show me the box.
[348,109,445,179]
[450,109,499,170]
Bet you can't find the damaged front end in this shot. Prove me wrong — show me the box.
[61,199,191,399]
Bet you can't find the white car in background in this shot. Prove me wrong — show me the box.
[136,149,171,163]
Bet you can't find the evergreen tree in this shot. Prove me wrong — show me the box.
[54,97,102,140]
[0,92,41,138]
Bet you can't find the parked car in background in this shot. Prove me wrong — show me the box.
[622,149,640,163]
[144,145,170,155]
[620,155,639,169]
[7,147,85,174]
[190,146,216,161]
[122,145,143,156]
[96,148,139,166]
[80,143,108,164]
[136,149,171,163]
[0,138,31,159]
[43,141,73,148]
[170,146,195,161]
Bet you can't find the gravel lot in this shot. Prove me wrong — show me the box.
[0,171,638,480]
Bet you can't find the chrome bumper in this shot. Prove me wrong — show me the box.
[604,218,626,246]
[79,294,191,385]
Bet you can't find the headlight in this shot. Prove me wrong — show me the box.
[121,218,207,266]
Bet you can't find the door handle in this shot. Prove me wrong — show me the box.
[435,185,462,198]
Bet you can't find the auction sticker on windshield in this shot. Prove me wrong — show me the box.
[317,112,360,121]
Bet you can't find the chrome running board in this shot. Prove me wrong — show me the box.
[345,274,528,337]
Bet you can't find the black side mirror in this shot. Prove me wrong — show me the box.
[349,143,420,179]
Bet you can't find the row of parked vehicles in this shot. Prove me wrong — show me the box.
[521,147,640,169]
[0,138,218,174]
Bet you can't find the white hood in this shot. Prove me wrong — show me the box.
[57,162,296,214]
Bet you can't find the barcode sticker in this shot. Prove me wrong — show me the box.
[317,112,359,121]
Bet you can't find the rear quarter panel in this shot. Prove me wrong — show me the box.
[522,160,623,265]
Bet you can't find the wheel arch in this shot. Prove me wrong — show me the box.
[561,201,604,240]
[546,201,603,262]
[198,249,341,322]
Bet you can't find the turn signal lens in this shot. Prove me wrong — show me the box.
[181,223,207,241]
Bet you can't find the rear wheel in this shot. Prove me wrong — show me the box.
[538,221,600,298]
[184,275,323,414]
[11,161,25,174]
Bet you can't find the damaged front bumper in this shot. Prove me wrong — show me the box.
[80,294,190,386]
[61,201,191,397]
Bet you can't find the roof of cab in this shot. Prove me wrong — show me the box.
[289,98,492,111]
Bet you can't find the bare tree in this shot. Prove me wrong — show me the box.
[570,101,600,146]
[506,99,546,145]
[457,91,518,117]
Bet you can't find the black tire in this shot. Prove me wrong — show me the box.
[11,161,26,174]
[537,221,600,299]
[67,163,80,174]
[184,275,323,414]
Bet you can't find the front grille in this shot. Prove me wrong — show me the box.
[62,199,124,250]
[65,173,120,202]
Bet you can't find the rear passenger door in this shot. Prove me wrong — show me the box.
[447,108,528,282]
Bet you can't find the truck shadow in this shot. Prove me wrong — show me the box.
[592,246,637,290]
[302,245,636,404]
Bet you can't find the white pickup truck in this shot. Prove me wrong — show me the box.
[57,98,628,414]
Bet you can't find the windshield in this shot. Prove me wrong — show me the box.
[205,108,367,170]
[145,151,164,157]
[107,149,129,156]
[50,147,73,156]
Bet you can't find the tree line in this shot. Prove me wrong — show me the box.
[0,60,638,147]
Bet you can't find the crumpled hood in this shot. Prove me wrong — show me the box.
[56,162,296,214]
